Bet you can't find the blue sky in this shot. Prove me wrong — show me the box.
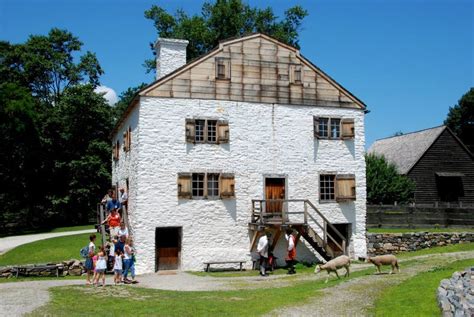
[1,0,472,147]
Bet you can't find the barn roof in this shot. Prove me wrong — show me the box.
[368,125,446,174]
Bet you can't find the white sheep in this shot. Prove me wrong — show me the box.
[314,255,351,283]
[366,254,400,274]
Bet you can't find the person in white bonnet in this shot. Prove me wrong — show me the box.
[256,231,271,276]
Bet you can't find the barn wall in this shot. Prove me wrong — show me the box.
[408,129,474,204]
[127,97,366,273]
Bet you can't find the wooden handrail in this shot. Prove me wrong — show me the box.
[251,198,347,255]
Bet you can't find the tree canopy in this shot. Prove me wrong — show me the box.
[0,29,111,234]
[366,153,416,205]
[444,88,474,153]
[144,0,308,73]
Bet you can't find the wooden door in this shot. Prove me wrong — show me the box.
[155,227,181,271]
[265,178,285,214]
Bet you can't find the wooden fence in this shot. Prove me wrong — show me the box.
[367,205,474,228]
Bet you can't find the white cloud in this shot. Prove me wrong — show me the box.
[95,85,118,106]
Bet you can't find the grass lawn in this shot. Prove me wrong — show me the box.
[0,224,94,238]
[398,242,474,259]
[0,275,82,284]
[368,227,474,234]
[373,258,473,316]
[31,268,376,317]
[0,232,102,266]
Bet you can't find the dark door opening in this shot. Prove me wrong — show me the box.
[265,178,286,213]
[327,223,350,256]
[155,227,182,271]
[436,176,464,202]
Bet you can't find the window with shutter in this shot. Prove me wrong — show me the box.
[341,119,355,139]
[123,131,128,152]
[127,126,132,150]
[335,174,356,201]
[215,58,230,80]
[217,120,229,143]
[220,173,235,198]
[207,120,217,143]
[177,173,192,199]
[289,64,303,84]
[113,140,120,161]
[185,119,196,143]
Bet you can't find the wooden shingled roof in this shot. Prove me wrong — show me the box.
[368,126,447,174]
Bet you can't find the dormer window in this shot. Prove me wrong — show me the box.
[215,57,230,80]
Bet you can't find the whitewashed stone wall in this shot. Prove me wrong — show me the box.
[111,105,140,237]
[113,97,367,273]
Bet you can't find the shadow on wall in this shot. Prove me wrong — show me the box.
[223,199,237,221]
[186,143,231,154]
[344,140,355,159]
[339,201,356,224]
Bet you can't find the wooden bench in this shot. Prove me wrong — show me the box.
[13,264,63,278]
[203,261,246,272]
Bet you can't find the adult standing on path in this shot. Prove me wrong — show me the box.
[285,229,297,274]
[257,231,271,277]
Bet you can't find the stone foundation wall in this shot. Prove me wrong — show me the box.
[0,259,85,278]
[437,267,473,317]
[367,232,474,255]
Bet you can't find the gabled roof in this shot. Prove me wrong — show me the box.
[368,126,446,174]
[112,33,367,137]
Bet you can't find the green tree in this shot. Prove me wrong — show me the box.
[0,83,43,233]
[112,83,148,124]
[43,85,113,225]
[366,153,416,204]
[0,28,103,105]
[144,0,308,72]
[444,88,474,153]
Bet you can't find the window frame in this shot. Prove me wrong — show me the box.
[215,57,231,80]
[319,174,336,202]
[186,118,229,144]
[314,116,345,140]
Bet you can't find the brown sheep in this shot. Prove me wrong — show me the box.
[367,254,400,274]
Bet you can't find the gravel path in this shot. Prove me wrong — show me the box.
[1,251,472,316]
[0,229,96,255]
[265,251,474,317]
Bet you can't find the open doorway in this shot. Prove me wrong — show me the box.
[265,177,286,214]
[327,223,350,256]
[155,227,182,271]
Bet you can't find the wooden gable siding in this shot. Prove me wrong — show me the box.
[408,129,474,204]
[144,37,357,108]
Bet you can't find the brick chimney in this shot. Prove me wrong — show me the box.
[154,38,189,80]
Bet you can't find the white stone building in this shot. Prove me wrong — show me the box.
[111,34,368,273]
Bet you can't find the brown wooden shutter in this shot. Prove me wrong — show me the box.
[220,173,235,198]
[177,173,192,199]
[313,116,320,138]
[289,65,295,83]
[113,141,120,161]
[341,119,355,139]
[123,131,128,152]
[217,120,229,143]
[335,174,356,201]
[185,119,195,143]
[127,126,132,150]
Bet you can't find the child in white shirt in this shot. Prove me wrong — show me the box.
[113,249,123,285]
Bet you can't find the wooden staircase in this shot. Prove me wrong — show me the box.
[249,199,347,261]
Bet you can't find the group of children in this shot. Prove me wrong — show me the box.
[84,187,138,287]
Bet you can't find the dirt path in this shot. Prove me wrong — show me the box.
[265,251,474,317]
[0,229,95,255]
[1,251,472,316]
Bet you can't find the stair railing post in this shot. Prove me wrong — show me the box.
[99,204,106,246]
[304,201,308,225]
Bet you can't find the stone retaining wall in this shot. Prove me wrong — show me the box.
[0,259,84,278]
[367,232,474,255]
[437,267,473,317]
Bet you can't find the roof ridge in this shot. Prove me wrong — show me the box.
[374,125,446,142]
